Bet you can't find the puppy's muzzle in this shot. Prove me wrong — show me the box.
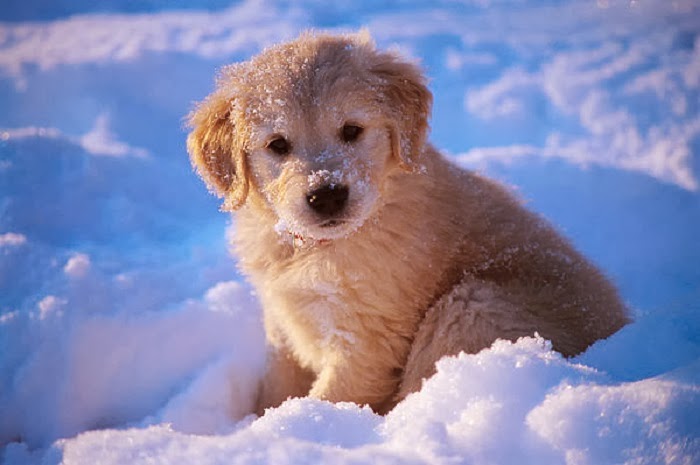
[306,184,349,220]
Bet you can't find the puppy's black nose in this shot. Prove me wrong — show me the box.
[306,184,349,217]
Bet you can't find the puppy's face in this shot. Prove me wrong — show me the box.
[187,32,432,242]
[244,79,394,240]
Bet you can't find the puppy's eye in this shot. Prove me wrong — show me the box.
[340,124,364,143]
[267,137,291,156]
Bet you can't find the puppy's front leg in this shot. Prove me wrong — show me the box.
[255,346,315,416]
[308,354,399,413]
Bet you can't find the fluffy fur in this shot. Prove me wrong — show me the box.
[186,31,629,415]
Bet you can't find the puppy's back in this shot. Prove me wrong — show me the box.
[393,149,628,400]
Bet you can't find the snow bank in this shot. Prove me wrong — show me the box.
[4,337,698,465]
[0,280,265,449]
[528,374,700,465]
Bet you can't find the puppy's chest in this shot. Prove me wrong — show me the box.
[265,249,404,365]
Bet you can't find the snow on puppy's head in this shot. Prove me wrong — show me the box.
[186,30,432,242]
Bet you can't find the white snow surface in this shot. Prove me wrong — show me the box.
[1,0,700,464]
[3,335,698,465]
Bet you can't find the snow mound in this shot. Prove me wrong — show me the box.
[0,281,265,449]
[4,336,698,465]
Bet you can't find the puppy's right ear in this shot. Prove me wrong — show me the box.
[186,84,248,212]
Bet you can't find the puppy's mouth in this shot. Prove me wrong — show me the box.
[289,219,349,248]
[291,217,355,246]
[319,219,346,228]
[281,181,378,245]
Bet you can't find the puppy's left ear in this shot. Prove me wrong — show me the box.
[186,81,249,212]
[369,50,433,170]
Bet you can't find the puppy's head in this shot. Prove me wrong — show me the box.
[187,31,432,241]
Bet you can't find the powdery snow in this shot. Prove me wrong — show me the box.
[0,233,26,248]
[0,280,265,450]
[3,337,698,464]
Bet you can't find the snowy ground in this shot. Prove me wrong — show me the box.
[1,1,699,464]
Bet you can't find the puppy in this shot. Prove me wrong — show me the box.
[186,31,629,415]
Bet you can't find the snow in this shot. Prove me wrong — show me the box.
[63,254,91,278]
[4,338,697,464]
[0,233,26,248]
[1,0,700,464]
[78,114,149,159]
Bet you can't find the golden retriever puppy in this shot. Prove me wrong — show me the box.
[186,31,629,415]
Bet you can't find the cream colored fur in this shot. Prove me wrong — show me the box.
[186,31,629,415]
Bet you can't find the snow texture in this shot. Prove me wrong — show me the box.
[1,0,699,464]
